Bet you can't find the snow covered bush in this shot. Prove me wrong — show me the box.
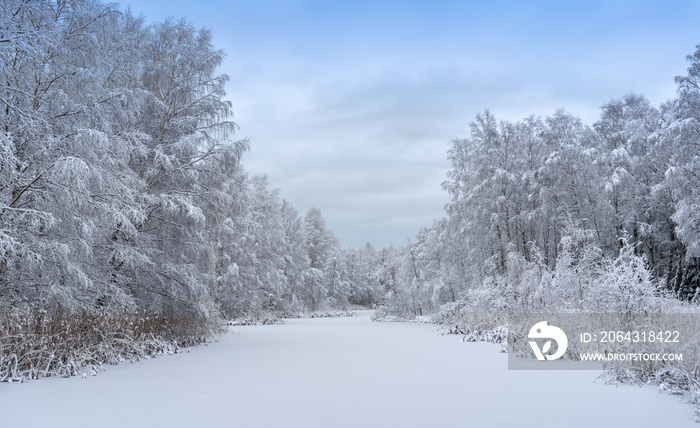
[0,303,221,382]
[370,306,413,322]
[227,307,285,326]
[283,310,357,319]
[431,302,508,343]
[583,236,668,314]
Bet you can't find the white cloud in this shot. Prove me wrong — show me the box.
[131,0,700,248]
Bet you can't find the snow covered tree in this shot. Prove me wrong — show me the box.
[279,200,313,311]
[594,94,661,257]
[345,244,381,307]
[652,44,700,298]
[0,0,247,327]
[304,208,338,269]
[323,250,351,309]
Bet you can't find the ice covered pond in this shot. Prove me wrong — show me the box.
[1,310,694,427]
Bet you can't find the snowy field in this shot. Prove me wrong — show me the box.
[1,311,694,427]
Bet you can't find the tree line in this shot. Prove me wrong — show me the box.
[0,0,385,380]
[377,46,700,319]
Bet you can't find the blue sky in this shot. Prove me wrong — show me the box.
[130,0,700,248]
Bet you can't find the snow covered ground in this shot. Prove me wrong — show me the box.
[1,310,695,427]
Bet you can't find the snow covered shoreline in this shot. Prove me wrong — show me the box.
[1,311,694,427]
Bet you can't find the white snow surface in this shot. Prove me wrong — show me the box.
[1,311,694,427]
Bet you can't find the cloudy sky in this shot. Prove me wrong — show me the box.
[131,0,700,248]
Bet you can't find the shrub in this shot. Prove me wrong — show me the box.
[0,304,221,382]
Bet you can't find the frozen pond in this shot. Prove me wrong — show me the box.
[1,311,694,427]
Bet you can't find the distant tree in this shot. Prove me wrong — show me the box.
[323,250,351,309]
[304,208,338,270]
